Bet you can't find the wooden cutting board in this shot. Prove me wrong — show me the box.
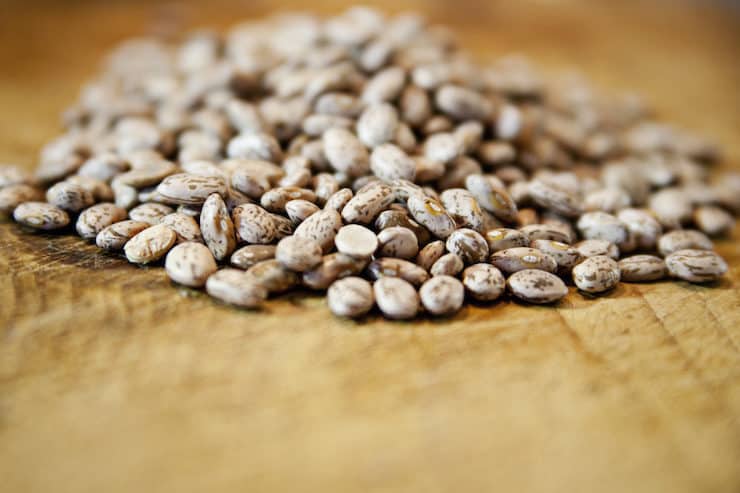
[1,1,739,492]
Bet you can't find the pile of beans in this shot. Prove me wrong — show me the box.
[1,8,736,319]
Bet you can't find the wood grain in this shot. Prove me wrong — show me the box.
[1,1,739,492]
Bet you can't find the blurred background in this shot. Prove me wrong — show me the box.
[0,0,738,167]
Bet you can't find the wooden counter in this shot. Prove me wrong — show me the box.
[1,1,739,492]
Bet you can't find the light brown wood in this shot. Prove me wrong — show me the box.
[1,1,739,492]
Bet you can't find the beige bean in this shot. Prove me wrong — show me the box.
[430,252,464,277]
[528,179,582,218]
[583,188,631,213]
[420,275,465,316]
[165,242,218,287]
[574,239,619,260]
[490,247,557,275]
[322,127,370,177]
[260,187,317,213]
[116,160,177,188]
[0,184,44,214]
[362,66,406,104]
[276,236,323,272]
[658,229,713,257]
[445,228,489,264]
[13,201,70,230]
[693,205,734,237]
[462,264,505,301]
[617,208,663,250]
[577,211,629,247]
[519,223,573,244]
[245,259,300,293]
[356,102,399,148]
[124,224,177,264]
[294,207,343,253]
[341,182,394,224]
[324,188,354,212]
[160,212,203,243]
[370,144,416,182]
[232,204,277,244]
[406,193,456,239]
[366,258,430,287]
[129,202,174,225]
[334,224,378,258]
[424,132,463,164]
[206,268,267,308]
[484,228,530,252]
[531,239,581,271]
[665,249,728,283]
[439,188,485,232]
[618,255,667,282]
[374,225,418,258]
[200,193,236,261]
[435,84,492,121]
[76,203,127,239]
[464,174,518,224]
[373,276,419,320]
[285,199,320,225]
[303,253,369,290]
[327,277,375,318]
[96,220,150,250]
[507,269,568,304]
[416,240,446,272]
[46,181,94,213]
[230,244,276,270]
[227,132,283,162]
[156,173,227,205]
[374,209,432,246]
[572,255,620,293]
[649,188,692,229]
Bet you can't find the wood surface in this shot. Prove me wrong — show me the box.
[1,1,739,492]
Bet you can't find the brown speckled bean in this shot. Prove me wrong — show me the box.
[572,255,620,293]
[665,249,728,283]
[462,264,505,301]
[156,173,227,205]
[490,247,557,275]
[230,244,276,270]
[165,242,217,287]
[430,252,464,277]
[276,235,323,272]
[13,201,70,230]
[245,259,300,293]
[445,228,489,264]
[341,182,394,224]
[129,202,174,225]
[377,226,418,259]
[373,277,419,320]
[160,212,203,243]
[294,207,343,253]
[657,229,713,257]
[206,268,267,308]
[76,203,127,239]
[232,203,277,244]
[96,220,150,250]
[484,228,529,252]
[327,277,374,318]
[406,193,456,239]
[507,269,568,304]
[618,255,667,282]
[46,181,94,213]
[124,224,177,264]
[200,193,236,261]
[420,275,465,316]
[334,224,378,258]
[416,240,446,272]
